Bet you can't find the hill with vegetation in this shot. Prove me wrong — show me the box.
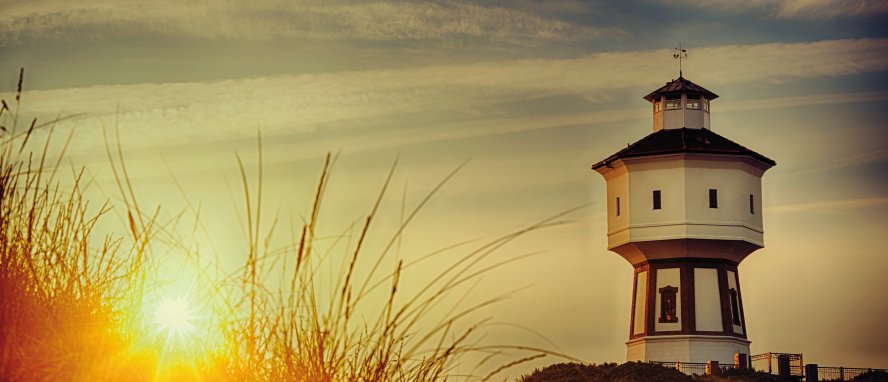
[517,362,888,382]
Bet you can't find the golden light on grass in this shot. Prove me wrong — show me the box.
[155,296,196,337]
[0,69,579,381]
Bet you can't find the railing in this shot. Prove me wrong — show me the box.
[815,366,886,381]
[751,352,804,377]
[649,357,887,381]
[649,361,733,376]
[649,361,706,375]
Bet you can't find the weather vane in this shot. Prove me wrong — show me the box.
[673,43,687,77]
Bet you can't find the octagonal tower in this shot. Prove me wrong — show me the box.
[592,76,775,364]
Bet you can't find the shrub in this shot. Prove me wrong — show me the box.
[702,367,793,381]
[518,362,617,382]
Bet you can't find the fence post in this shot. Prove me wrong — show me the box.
[735,352,748,369]
[804,364,819,382]
[777,354,791,377]
[707,361,720,376]
[839,366,844,381]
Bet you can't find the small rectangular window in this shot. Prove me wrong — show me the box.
[616,197,621,216]
[665,100,681,110]
[749,194,755,214]
[709,189,718,208]
[653,190,661,210]
[654,102,662,112]
[703,99,710,111]
[687,99,701,109]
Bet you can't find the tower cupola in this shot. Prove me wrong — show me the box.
[645,76,718,131]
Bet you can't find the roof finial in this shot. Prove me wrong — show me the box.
[673,43,687,78]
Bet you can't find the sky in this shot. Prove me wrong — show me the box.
[2,0,888,378]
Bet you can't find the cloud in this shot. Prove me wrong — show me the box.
[775,148,888,177]
[766,197,888,213]
[718,91,888,113]
[662,0,888,19]
[776,0,888,19]
[0,0,621,47]
[4,38,888,167]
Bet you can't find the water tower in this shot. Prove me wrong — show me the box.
[591,75,775,364]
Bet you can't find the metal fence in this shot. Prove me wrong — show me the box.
[816,366,885,381]
[649,356,886,381]
[751,352,804,377]
[649,361,734,376]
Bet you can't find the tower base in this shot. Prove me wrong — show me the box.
[626,335,750,364]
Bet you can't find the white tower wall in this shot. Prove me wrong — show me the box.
[627,336,750,364]
[600,154,768,265]
[694,268,722,332]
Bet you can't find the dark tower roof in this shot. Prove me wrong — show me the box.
[643,76,719,102]
[591,128,775,170]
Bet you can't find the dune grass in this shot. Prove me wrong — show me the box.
[0,69,156,380]
[0,69,580,381]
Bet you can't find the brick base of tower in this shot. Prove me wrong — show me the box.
[626,335,750,364]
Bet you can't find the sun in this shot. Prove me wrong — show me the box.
[154,296,195,336]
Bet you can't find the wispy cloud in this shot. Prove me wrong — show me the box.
[775,148,888,177]
[776,0,888,19]
[0,0,621,47]
[718,91,888,113]
[4,38,888,165]
[767,197,888,213]
[664,0,888,19]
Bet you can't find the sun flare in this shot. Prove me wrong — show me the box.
[154,296,195,335]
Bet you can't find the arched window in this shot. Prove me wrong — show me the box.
[658,286,678,323]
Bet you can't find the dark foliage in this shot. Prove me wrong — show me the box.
[605,362,694,382]
[700,367,793,381]
[517,362,692,382]
[517,362,865,382]
[850,370,888,382]
[518,362,616,382]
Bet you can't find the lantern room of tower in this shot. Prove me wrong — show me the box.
[645,76,718,132]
